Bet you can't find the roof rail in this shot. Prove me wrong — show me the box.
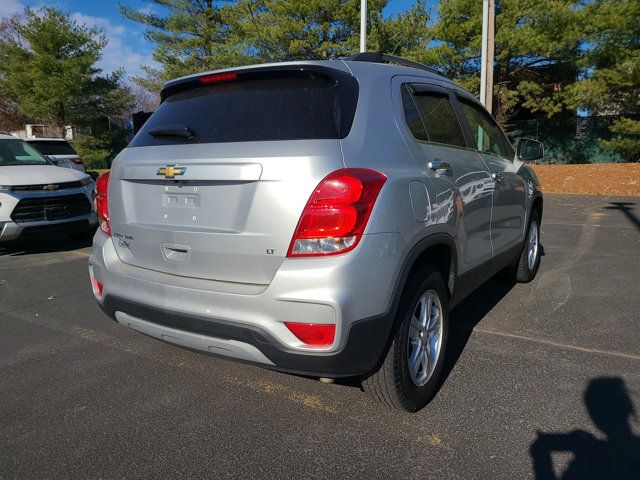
[345,52,443,76]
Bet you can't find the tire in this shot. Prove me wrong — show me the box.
[363,266,449,412]
[516,210,541,283]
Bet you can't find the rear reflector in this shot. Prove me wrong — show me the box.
[198,72,238,85]
[90,272,104,299]
[285,323,336,348]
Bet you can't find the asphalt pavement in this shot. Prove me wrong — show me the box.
[1,194,639,479]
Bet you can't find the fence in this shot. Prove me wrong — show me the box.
[509,114,638,164]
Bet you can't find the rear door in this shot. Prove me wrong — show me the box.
[108,66,358,285]
[454,94,527,254]
[398,81,494,273]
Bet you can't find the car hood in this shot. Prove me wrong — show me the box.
[0,165,87,186]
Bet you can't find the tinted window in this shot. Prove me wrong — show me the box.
[0,140,49,166]
[132,73,358,146]
[459,99,513,158]
[401,86,427,141]
[27,140,77,156]
[402,86,467,148]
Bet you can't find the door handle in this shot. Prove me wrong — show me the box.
[428,160,450,175]
[492,172,504,182]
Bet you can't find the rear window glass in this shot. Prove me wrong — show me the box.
[131,72,358,146]
[27,140,77,156]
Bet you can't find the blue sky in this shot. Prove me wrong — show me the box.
[0,0,438,80]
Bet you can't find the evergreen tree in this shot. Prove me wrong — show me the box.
[0,7,132,131]
[409,0,583,126]
[120,0,251,90]
[567,0,639,161]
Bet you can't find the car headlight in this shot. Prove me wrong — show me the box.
[80,177,93,187]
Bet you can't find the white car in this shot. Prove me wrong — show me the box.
[24,137,86,173]
[0,133,96,242]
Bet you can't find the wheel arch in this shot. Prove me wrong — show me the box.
[392,233,457,312]
[364,232,457,378]
[532,194,543,223]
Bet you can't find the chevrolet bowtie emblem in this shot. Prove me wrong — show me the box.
[157,165,187,179]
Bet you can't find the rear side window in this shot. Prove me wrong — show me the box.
[27,140,77,156]
[401,86,427,141]
[131,71,359,146]
[402,85,467,148]
[458,98,513,159]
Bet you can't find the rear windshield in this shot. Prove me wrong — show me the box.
[27,140,77,156]
[131,70,358,147]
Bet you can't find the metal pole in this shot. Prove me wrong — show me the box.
[480,0,495,112]
[486,0,495,113]
[480,0,489,108]
[360,0,367,53]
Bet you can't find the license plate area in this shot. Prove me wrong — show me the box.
[162,191,201,209]
[45,206,70,221]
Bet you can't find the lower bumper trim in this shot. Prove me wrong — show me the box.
[116,312,275,365]
[101,295,393,378]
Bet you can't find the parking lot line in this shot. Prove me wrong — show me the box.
[543,221,640,229]
[473,328,640,361]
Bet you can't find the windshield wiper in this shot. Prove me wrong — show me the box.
[148,124,197,141]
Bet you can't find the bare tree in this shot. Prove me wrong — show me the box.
[0,97,26,132]
[0,13,25,46]
[130,83,160,113]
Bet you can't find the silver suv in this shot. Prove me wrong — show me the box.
[89,54,543,412]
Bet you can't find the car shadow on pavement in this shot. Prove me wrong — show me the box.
[529,377,640,479]
[442,274,517,384]
[604,202,640,232]
[442,243,545,387]
[0,234,92,256]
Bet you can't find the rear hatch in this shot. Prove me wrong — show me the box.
[109,64,359,285]
[26,140,81,169]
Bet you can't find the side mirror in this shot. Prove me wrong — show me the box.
[517,138,544,162]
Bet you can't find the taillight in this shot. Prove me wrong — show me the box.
[94,171,110,236]
[285,322,336,348]
[71,157,84,165]
[287,168,386,257]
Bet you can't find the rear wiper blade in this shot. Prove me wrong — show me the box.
[148,125,197,141]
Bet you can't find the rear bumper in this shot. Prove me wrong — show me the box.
[100,295,392,377]
[89,230,405,377]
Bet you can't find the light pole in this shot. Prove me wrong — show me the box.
[360,0,367,53]
[480,0,495,112]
